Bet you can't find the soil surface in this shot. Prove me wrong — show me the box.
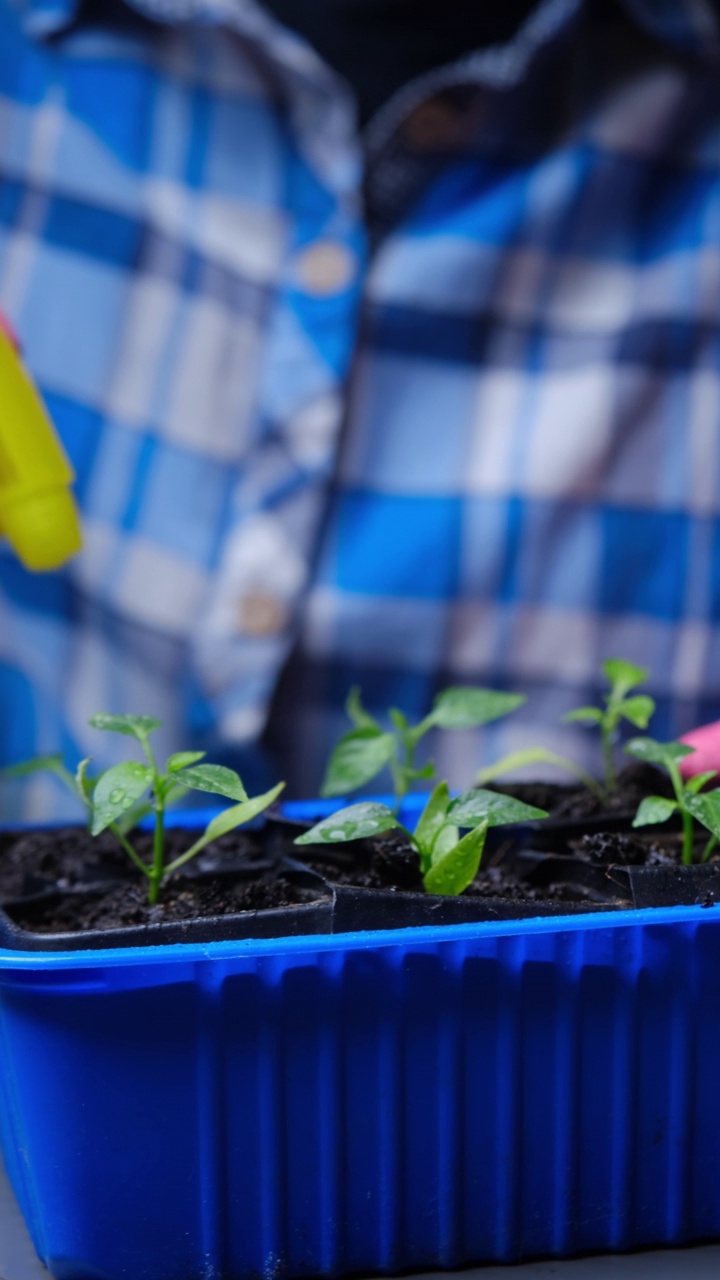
[0,825,266,901]
[569,828,717,867]
[4,787,704,940]
[462,865,599,903]
[299,832,595,902]
[9,872,326,935]
[490,761,675,821]
[299,832,424,892]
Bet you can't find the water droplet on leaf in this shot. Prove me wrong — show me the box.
[109,788,125,804]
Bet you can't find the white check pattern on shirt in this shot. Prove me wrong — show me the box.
[1,0,720,814]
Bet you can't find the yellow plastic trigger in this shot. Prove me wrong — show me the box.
[0,324,82,571]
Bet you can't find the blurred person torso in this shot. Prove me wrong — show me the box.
[1,0,720,814]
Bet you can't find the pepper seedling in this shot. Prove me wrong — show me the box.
[562,658,655,794]
[476,746,604,799]
[4,749,152,836]
[322,685,527,811]
[626,736,720,865]
[6,714,284,903]
[295,784,547,896]
[475,658,655,799]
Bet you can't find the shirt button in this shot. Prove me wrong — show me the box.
[237,591,289,637]
[403,99,467,149]
[296,241,357,295]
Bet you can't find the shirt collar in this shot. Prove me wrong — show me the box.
[624,0,720,55]
[18,0,79,38]
[16,0,347,109]
[15,0,720,73]
[15,0,292,42]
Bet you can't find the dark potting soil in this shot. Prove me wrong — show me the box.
[490,760,675,821]
[300,831,424,892]
[0,824,265,901]
[300,832,594,903]
[462,865,597,903]
[10,872,326,935]
[570,828,718,868]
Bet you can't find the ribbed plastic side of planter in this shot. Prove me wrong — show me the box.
[1,906,719,1280]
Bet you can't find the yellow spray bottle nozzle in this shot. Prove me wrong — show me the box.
[0,318,82,572]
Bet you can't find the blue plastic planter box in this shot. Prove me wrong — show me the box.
[0,811,719,1279]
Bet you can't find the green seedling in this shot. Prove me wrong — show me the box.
[626,736,720,866]
[563,659,655,793]
[295,784,546,896]
[7,714,284,903]
[475,657,655,800]
[322,685,526,811]
[476,747,604,800]
[5,750,153,836]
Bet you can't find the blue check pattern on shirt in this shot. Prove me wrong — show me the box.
[1,0,720,816]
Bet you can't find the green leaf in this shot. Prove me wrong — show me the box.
[414,782,451,860]
[115,797,154,837]
[4,754,86,804]
[685,770,718,794]
[91,762,154,836]
[603,658,648,696]
[3,753,65,778]
[429,823,459,867]
[625,737,695,767]
[174,764,248,803]
[167,751,206,772]
[294,801,401,845]
[632,796,679,828]
[389,707,409,732]
[476,747,604,798]
[75,758,95,804]
[405,761,436,783]
[620,696,655,730]
[320,729,395,798]
[448,788,548,829]
[423,821,488,896]
[76,758,94,796]
[563,706,603,725]
[165,782,287,873]
[89,713,162,742]
[345,687,379,731]
[685,790,720,842]
[427,687,526,731]
[198,782,285,842]
[478,747,568,782]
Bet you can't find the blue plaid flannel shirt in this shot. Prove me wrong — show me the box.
[1,0,720,817]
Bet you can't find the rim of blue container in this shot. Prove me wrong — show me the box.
[0,901,715,969]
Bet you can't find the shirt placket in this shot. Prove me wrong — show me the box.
[147,0,369,741]
[186,0,587,745]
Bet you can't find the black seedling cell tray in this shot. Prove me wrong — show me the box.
[328,884,620,932]
[0,865,334,952]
